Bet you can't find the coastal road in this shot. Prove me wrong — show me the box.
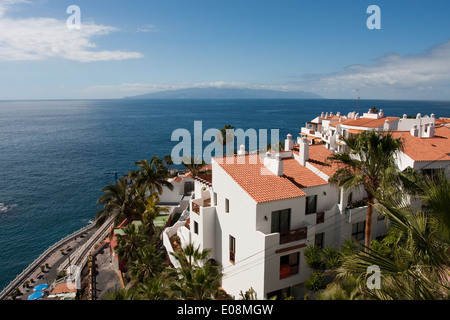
[0,216,115,300]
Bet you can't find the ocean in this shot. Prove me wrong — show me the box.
[0,98,449,290]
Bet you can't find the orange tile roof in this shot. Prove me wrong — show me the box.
[330,116,399,128]
[392,126,450,162]
[435,119,450,125]
[347,129,365,134]
[170,176,183,183]
[306,145,341,177]
[51,283,77,294]
[214,154,328,203]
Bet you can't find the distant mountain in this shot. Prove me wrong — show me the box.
[123,87,322,99]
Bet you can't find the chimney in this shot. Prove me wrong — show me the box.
[237,144,247,155]
[383,119,390,131]
[299,137,309,166]
[410,124,418,137]
[378,109,384,119]
[263,151,284,176]
[285,134,294,151]
[428,122,435,137]
[275,153,284,176]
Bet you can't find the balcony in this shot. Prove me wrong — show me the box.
[279,227,307,244]
[192,202,200,215]
[191,197,211,215]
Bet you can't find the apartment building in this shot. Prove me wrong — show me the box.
[163,110,450,299]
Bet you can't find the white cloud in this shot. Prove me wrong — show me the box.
[94,41,450,99]
[299,41,450,98]
[0,2,143,62]
[87,81,301,98]
[137,25,159,33]
[0,0,29,17]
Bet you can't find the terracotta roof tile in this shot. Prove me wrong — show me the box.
[392,126,450,162]
[330,116,399,128]
[306,145,341,177]
[214,154,328,203]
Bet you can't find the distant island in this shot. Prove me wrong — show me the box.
[123,87,322,99]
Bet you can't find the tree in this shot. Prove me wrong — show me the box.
[216,124,235,156]
[95,177,139,227]
[142,192,169,236]
[304,245,325,272]
[132,278,170,300]
[129,156,173,195]
[181,156,211,177]
[163,154,174,169]
[114,223,150,264]
[167,243,227,300]
[127,244,166,283]
[326,130,404,248]
[417,171,450,243]
[336,184,450,300]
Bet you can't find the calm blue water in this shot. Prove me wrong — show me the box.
[0,98,449,290]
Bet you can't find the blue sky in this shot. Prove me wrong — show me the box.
[0,0,449,100]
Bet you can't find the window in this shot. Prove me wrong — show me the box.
[271,209,291,233]
[315,233,324,249]
[213,192,217,206]
[352,221,366,241]
[305,195,317,215]
[194,221,199,235]
[225,198,229,213]
[229,235,236,264]
[280,252,299,279]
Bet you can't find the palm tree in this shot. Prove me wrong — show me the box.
[95,177,132,227]
[142,192,170,236]
[326,130,404,248]
[114,223,150,264]
[317,275,363,300]
[103,289,134,300]
[181,156,211,177]
[163,154,175,175]
[336,188,450,300]
[132,277,170,300]
[167,243,227,300]
[127,244,166,283]
[216,124,235,156]
[417,171,450,243]
[129,156,173,195]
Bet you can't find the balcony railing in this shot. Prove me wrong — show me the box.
[279,227,307,244]
[192,202,200,215]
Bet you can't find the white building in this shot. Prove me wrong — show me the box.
[163,139,387,299]
[162,110,450,299]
